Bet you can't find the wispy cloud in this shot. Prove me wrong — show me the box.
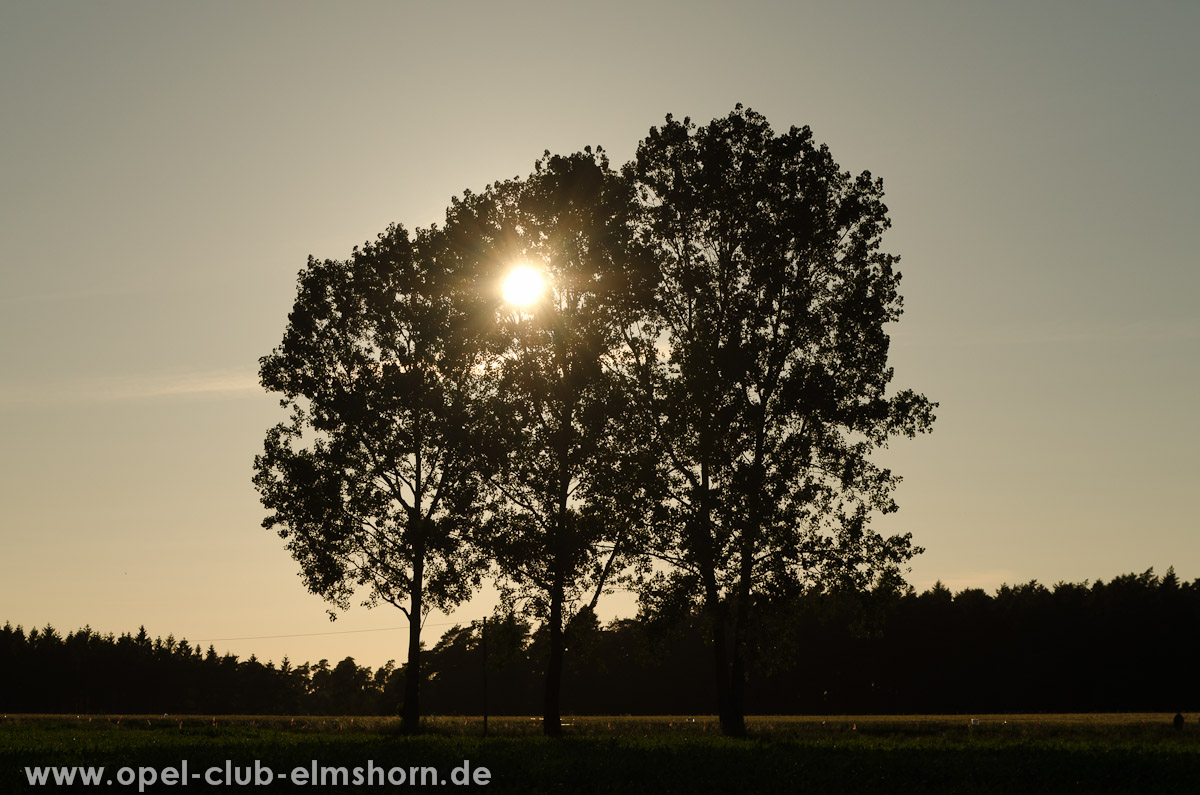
[0,368,261,407]
[0,284,146,306]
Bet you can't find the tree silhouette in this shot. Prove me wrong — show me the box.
[616,106,936,735]
[441,148,654,736]
[254,223,494,730]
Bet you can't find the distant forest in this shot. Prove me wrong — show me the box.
[4,569,1197,716]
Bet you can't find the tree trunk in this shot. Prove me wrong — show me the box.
[401,548,424,733]
[544,576,565,737]
[720,441,765,738]
[702,551,740,735]
[709,606,736,734]
[403,408,426,733]
[692,451,747,737]
[545,348,571,739]
[727,598,750,738]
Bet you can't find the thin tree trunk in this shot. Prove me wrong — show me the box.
[699,543,740,734]
[726,442,765,738]
[694,454,743,737]
[403,403,426,733]
[545,347,571,739]
[544,576,565,737]
[723,543,755,737]
[727,598,749,738]
[401,543,424,733]
[709,601,736,734]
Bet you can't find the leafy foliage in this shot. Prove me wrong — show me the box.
[254,223,494,727]
[615,105,937,733]
[250,105,936,735]
[440,148,656,734]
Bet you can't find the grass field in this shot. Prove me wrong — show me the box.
[3,714,1199,793]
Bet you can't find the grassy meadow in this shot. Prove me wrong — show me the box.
[3,713,1199,793]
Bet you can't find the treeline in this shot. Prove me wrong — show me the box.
[0,624,402,716]
[3,569,1197,716]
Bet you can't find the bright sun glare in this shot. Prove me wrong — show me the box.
[501,264,545,307]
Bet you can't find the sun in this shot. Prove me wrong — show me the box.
[501,264,545,307]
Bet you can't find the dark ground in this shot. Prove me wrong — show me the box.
[3,714,1198,793]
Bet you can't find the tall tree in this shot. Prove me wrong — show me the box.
[442,148,653,736]
[254,223,492,731]
[618,106,936,735]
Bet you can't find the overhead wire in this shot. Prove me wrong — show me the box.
[193,618,479,643]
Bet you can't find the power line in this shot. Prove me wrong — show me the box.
[193,619,473,643]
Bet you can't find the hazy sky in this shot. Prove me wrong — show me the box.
[2,1,1196,669]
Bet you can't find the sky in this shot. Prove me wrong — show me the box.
[1,0,1197,670]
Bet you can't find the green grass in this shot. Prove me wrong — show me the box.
[3,714,1199,793]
